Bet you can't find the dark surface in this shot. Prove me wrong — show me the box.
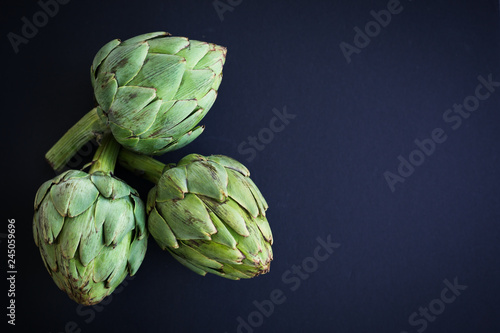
[2,0,500,332]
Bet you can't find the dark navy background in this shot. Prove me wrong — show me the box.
[2,0,500,332]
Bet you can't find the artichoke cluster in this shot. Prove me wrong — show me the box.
[36,32,273,305]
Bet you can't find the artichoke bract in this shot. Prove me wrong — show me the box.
[33,135,148,305]
[46,31,226,171]
[118,151,273,280]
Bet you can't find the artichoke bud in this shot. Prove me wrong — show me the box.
[147,154,273,280]
[33,170,148,305]
[90,32,227,155]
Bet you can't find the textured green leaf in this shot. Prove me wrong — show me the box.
[38,241,57,272]
[145,100,198,135]
[177,154,205,166]
[127,233,148,275]
[78,219,103,267]
[37,198,64,244]
[209,155,249,176]
[172,243,222,270]
[96,106,107,122]
[115,98,162,137]
[231,222,263,261]
[185,160,228,202]
[147,36,190,54]
[165,108,204,139]
[225,262,262,278]
[194,45,226,71]
[202,198,249,237]
[208,211,237,249]
[92,39,121,75]
[95,198,135,246]
[207,58,223,76]
[156,167,187,201]
[197,89,217,115]
[148,206,178,249]
[32,213,39,246]
[55,248,73,278]
[89,173,114,198]
[146,187,157,213]
[109,122,139,148]
[92,242,121,283]
[68,259,87,285]
[51,269,69,291]
[212,73,223,91]
[94,72,118,112]
[122,31,168,45]
[99,42,149,86]
[107,265,128,289]
[131,136,173,155]
[90,173,132,199]
[202,266,237,279]
[227,169,259,217]
[34,179,53,209]
[128,53,186,100]
[58,208,94,260]
[50,178,98,217]
[220,263,254,280]
[184,239,244,265]
[52,170,74,184]
[85,282,109,304]
[259,238,273,264]
[175,40,210,69]
[254,215,273,244]
[174,69,215,100]
[132,195,146,239]
[105,239,129,287]
[157,126,204,154]
[157,193,215,240]
[168,250,207,276]
[246,177,269,216]
[107,86,157,126]
[64,170,89,180]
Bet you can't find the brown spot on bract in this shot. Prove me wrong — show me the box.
[117,58,129,68]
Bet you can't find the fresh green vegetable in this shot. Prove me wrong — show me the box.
[33,134,148,305]
[46,31,226,171]
[119,151,273,280]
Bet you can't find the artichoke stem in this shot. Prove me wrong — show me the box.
[118,150,166,184]
[89,133,120,174]
[45,108,108,172]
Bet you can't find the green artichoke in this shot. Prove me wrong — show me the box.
[118,151,273,280]
[46,31,226,171]
[33,135,148,305]
[91,31,226,155]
